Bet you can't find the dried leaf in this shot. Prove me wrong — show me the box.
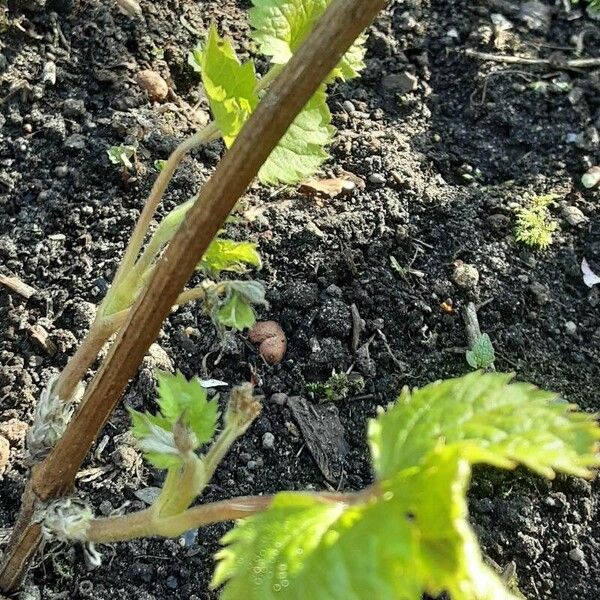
[299,177,357,198]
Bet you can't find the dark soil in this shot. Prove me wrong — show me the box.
[1,0,600,598]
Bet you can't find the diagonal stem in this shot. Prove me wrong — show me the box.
[0,0,389,591]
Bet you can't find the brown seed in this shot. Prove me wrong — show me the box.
[248,321,284,344]
[248,321,287,365]
[136,70,169,102]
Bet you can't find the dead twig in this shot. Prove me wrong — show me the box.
[0,274,37,299]
[465,48,600,69]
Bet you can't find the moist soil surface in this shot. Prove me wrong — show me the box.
[1,0,600,598]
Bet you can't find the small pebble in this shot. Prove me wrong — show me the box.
[270,393,288,406]
[262,432,275,450]
[382,71,418,94]
[64,133,86,150]
[569,548,584,562]
[529,282,549,305]
[137,70,169,102]
[452,261,479,290]
[62,98,86,118]
[561,206,587,226]
[42,61,56,85]
[565,321,577,335]
[369,172,386,185]
[342,100,355,115]
[55,165,69,178]
[165,575,178,589]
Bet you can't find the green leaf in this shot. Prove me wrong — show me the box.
[107,145,136,169]
[145,198,195,258]
[128,409,183,469]
[369,371,600,480]
[188,44,203,73]
[258,87,334,185]
[154,159,167,172]
[226,280,267,306]
[217,291,257,331]
[156,371,219,445]
[248,0,366,81]
[213,447,516,600]
[198,25,259,146]
[199,238,262,276]
[465,333,495,369]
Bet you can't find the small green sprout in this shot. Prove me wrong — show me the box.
[107,145,137,170]
[151,46,165,60]
[514,193,558,250]
[306,370,364,402]
[154,159,167,172]
[466,333,495,370]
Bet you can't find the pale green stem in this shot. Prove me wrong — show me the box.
[101,121,220,315]
[256,63,284,92]
[85,487,378,544]
[152,453,205,518]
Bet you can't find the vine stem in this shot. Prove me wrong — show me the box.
[52,285,209,401]
[53,57,279,403]
[86,488,378,544]
[107,122,220,301]
[0,0,389,590]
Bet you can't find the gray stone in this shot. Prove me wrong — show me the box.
[63,98,86,118]
[452,261,480,290]
[565,321,577,335]
[64,133,86,150]
[270,393,288,406]
[529,282,550,305]
[369,172,386,185]
[562,205,587,226]
[569,548,584,562]
[382,71,418,94]
[262,432,275,449]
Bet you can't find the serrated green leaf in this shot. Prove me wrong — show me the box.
[369,371,600,480]
[213,447,516,600]
[248,0,366,81]
[217,291,257,331]
[258,87,334,184]
[156,371,219,445]
[198,25,259,146]
[199,238,262,276]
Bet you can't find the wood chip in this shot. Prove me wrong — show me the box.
[0,435,9,475]
[288,396,349,483]
[28,325,57,356]
[0,274,37,299]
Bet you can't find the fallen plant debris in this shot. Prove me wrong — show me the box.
[0,274,37,299]
[298,176,358,198]
[581,258,600,288]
